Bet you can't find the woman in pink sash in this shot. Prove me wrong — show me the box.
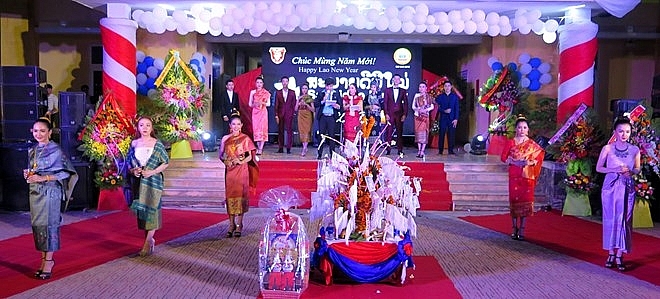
[342,84,363,142]
[412,81,434,158]
[249,76,271,155]
[501,116,544,241]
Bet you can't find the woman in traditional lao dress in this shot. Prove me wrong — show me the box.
[128,116,169,256]
[412,81,434,158]
[342,83,363,142]
[295,83,315,156]
[364,81,383,138]
[500,116,544,241]
[220,115,259,238]
[25,117,77,279]
[249,76,271,155]
[596,117,640,271]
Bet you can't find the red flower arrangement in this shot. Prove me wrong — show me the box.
[564,172,596,193]
[634,174,655,203]
[555,116,603,164]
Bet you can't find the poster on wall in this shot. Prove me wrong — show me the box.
[261,43,422,136]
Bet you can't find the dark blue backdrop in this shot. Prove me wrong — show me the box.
[262,43,422,136]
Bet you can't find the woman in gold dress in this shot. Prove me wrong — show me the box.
[412,81,434,158]
[295,83,315,156]
[249,76,271,155]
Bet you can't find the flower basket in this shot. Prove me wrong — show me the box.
[633,200,654,228]
[562,188,591,216]
[171,139,193,159]
[97,187,127,211]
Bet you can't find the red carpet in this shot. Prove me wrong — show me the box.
[0,209,226,298]
[460,211,660,286]
[255,160,452,211]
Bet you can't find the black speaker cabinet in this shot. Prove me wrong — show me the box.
[69,161,98,210]
[60,128,84,161]
[0,143,31,211]
[59,92,87,129]
[1,102,42,121]
[2,120,34,142]
[610,99,643,119]
[1,84,42,101]
[0,66,47,85]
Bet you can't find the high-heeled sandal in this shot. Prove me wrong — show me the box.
[615,256,626,271]
[139,238,155,257]
[233,225,242,238]
[516,227,525,241]
[36,259,54,280]
[226,225,236,238]
[511,227,519,240]
[605,254,615,268]
[301,148,307,157]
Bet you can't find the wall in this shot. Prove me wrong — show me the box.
[1,15,29,65]
[37,34,100,93]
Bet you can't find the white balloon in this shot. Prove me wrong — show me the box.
[317,13,331,28]
[402,21,415,34]
[452,21,465,33]
[532,20,545,34]
[221,13,234,26]
[136,73,147,85]
[241,16,254,28]
[385,6,398,18]
[305,15,318,29]
[515,9,528,17]
[153,7,167,19]
[131,9,144,21]
[209,17,221,30]
[267,25,280,35]
[153,58,165,70]
[190,4,203,18]
[448,10,461,23]
[354,15,367,29]
[196,21,209,34]
[518,24,532,34]
[526,11,539,24]
[221,26,232,36]
[141,11,154,24]
[464,20,477,35]
[539,73,552,84]
[274,14,287,26]
[485,12,500,25]
[232,8,245,20]
[376,16,389,31]
[415,3,429,16]
[230,22,243,35]
[427,24,439,34]
[543,31,557,43]
[499,16,510,27]
[209,28,221,36]
[342,15,353,27]
[538,62,551,73]
[165,17,177,31]
[367,9,379,22]
[345,4,359,17]
[487,57,499,67]
[147,89,158,99]
[249,27,263,37]
[518,53,531,64]
[439,22,452,35]
[413,12,427,25]
[256,1,269,11]
[434,12,449,24]
[461,8,473,21]
[199,9,212,22]
[544,19,559,32]
[472,10,485,22]
[146,66,159,78]
[487,24,500,36]
[176,26,188,35]
[500,24,512,36]
[365,21,375,30]
[322,0,336,11]
[426,15,436,25]
[242,2,256,15]
[211,6,225,17]
[270,1,282,13]
[388,19,402,32]
[282,2,294,15]
[514,16,527,29]
[287,14,301,28]
[400,6,415,22]
[520,77,531,88]
[520,63,532,74]
[185,18,196,32]
[136,51,146,63]
[476,22,488,34]
[331,13,343,27]
[295,3,309,17]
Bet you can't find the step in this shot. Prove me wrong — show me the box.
[443,163,507,172]
[453,200,548,212]
[445,172,508,182]
[449,182,508,193]
[450,191,509,202]
[165,178,224,188]
[161,197,225,208]
[164,168,226,178]
[163,188,225,198]
[167,159,224,168]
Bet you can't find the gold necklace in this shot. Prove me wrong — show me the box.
[32,144,46,170]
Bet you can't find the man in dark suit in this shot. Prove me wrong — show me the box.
[383,74,409,155]
[274,76,297,154]
[435,80,459,155]
[219,79,240,136]
[315,77,342,159]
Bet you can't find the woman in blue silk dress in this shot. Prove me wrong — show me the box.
[24,117,77,279]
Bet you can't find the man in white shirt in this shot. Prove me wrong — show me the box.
[44,84,59,127]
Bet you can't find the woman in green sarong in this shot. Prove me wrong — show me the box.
[128,116,169,256]
[25,117,77,279]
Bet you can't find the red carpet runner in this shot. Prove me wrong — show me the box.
[254,160,451,211]
[460,211,660,286]
[0,209,226,298]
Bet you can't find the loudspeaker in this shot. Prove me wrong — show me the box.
[0,66,47,85]
[60,128,84,161]
[1,84,42,101]
[1,121,34,142]
[0,143,31,211]
[610,99,643,120]
[1,102,42,121]
[69,161,98,210]
[59,92,87,129]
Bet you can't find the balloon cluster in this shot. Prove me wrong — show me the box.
[487,54,552,92]
[136,51,164,97]
[135,51,208,97]
[129,2,559,40]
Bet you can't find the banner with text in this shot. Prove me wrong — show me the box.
[262,43,422,136]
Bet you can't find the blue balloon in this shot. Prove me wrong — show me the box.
[515,71,522,80]
[137,63,148,74]
[137,85,148,96]
[143,56,154,67]
[527,69,542,81]
[529,80,541,91]
[492,62,503,71]
[145,78,156,89]
[529,57,542,68]
[507,62,518,71]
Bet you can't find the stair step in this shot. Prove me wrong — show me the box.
[451,191,509,202]
[449,182,508,192]
[162,197,225,208]
[163,188,225,198]
[167,159,223,168]
[453,200,548,211]
[444,163,507,172]
[446,172,508,182]
[164,169,225,178]
[165,178,224,188]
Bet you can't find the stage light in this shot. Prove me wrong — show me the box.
[470,134,487,155]
[201,131,217,152]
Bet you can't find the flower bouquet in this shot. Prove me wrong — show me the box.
[634,174,654,203]
[94,160,124,190]
[630,111,660,177]
[478,64,522,113]
[563,172,595,194]
[554,114,604,164]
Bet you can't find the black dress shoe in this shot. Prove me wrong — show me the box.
[276,148,284,153]
[287,149,291,154]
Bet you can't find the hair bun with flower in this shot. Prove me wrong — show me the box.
[516,114,527,121]
[230,110,241,118]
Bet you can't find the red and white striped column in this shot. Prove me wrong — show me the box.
[557,8,598,124]
[100,4,137,117]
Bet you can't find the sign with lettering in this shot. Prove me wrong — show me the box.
[262,43,422,136]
